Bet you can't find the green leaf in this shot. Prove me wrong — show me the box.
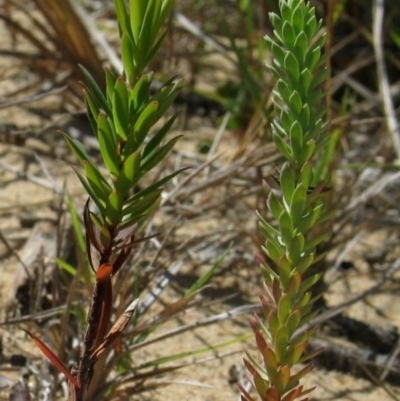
[284,51,300,83]
[281,21,296,48]
[121,33,135,84]
[288,90,302,116]
[274,325,289,363]
[130,0,146,44]
[142,113,178,160]
[264,240,284,265]
[280,2,291,24]
[112,78,130,141]
[304,14,317,40]
[115,152,141,194]
[280,162,295,208]
[268,310,280,337]
[114,0,131,37]
[63,134,91,164]
[80,65,111,116]
[141,135,181,173]
[185,243,231,296]
[258,217,280,242]
[74,169,105,213]
[287,232,305,265]
[273,131,293,161]
[105,189,123,225]
[129,73,152,113]
[289,120,303,158]
[295,252,314,274]
[286,309,301,338]
[66,193,85,253]
[123,101,159,157]
[105,68,117,104]
[298,272,322,297]
[83,89,100,127]
[291,1,305,32]
[268,13,283,39]
[125,167,188,205]
[290,183,306,224]
[97,113,119,177]
[276,79,292,105]
[268,191,284,222]
[122,189,162,218]
[293,31,308,63]
[83,160,111,203]
[278,209,294,248]
[277,294,291,324]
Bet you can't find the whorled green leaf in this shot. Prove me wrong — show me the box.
[276,79,292,106]
[74,169,105,213]
[115,151,141,194]
[80,65,111,116]
[97,112,119,177]
[284,50,300,83]
[268,191,284,222]
[123,101,159,157]
[142,113,178,160]
[274,325,289,363]
[264,239,284,265]
[298,102,311,131]
[281,21,296,49]
[303,230,331,253]
[129,0,146,44]
[140,135,181,173]
[253,371,269,400]
[112,78,130,141]
[279,1,291,24]
[268,310,280,339]
[105,68,117,104]
[275,365,291,395]
[114,0,131,38]
[277,294,291,324]
[63,134,91,164]
[278,110,293,137]
[269,13,283,40]
[122,189,162,219]
[151,77,181,120]
[144,30,167,67]
[284,340,307,366]
[286,272,301,300]
[140,0,160,55]
[293,32,308,65]
[273,131,293,161]
[295,252,314,275]
[129,73,152,114]
[289,183,306,224]
[276,253,292,288]
[82,160,111,203]
[83,88,100,128]
[289,120,303,159]
[258,217,280,242]
[291,1,305,32]
[125,167,188,206]
[105,189,123,226]
[286,232,305,265]
[121,33,135,85]
[285,309,301,339]
[280,162,295,209]
[298,272,321,298]
[304,14,318,40]
[288,90,302,117]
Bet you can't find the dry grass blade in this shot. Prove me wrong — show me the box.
[30,0,104,87]
[372,0,400,160]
